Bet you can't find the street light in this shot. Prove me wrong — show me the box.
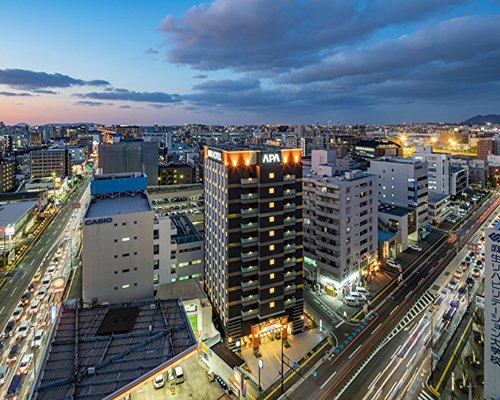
[258,358,263,397]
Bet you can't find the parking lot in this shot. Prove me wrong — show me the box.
[130,353,232,400]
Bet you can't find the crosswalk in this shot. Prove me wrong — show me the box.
[418,389,436,400]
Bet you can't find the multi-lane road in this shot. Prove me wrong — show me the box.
[278,192,499,400]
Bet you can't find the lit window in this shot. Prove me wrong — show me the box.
[269,173,275,179]
[122,237,130,242]
[122,284,130,289]
[270,288,275,294]
[269,244,275,251]
[269,230,275,237]
[269,202,275,208]
[269,216,275,223]
[270,259,275,265]
[270,302,275,308]
[269,188,275,194]
[270,273,275,279]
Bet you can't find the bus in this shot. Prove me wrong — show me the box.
[5,374,23,399]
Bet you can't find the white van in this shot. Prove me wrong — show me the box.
[174,366,185,384]
[349,292,367,302]
[344,296,359,307]
[386,259,402,272]
[355,287,372,299]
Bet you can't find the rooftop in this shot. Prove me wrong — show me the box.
[355,139,400,149]
[211,341,245,369]
[155,279,207,302]
[171,214,202,244]
[428,192,449,203]
[85,193,151,218]
[378,203,413,217]
[32,299,196,400]
[378,230,396,242]
[207,144,296,152]
[0,200,38,228]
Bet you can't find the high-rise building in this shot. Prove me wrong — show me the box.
[98,140,159,185]
[368,158,429,241]
[30,148,70,179]
[413,146,450,195]
[303,151,378,288]
[0,159,16,192]
[158,163,193,185]
[477,139,494,160]
[484,226,500,399]
[203,146,304,349]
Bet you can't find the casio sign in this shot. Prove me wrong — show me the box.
[85,217,113,226]
[262,153,281,163]
[207,149,222,162]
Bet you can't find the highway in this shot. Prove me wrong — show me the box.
[282,192,500,400]
[0,176,90,399]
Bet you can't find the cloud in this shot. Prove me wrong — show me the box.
[31,89,58,94]
[193,74,208,79]
[0,91,32,97]
[192,78,260,92]
[75,88,183,104]
[144,48,159,55]
[74,100,107,107]
[119,105,132,109]
[0,68,110,90]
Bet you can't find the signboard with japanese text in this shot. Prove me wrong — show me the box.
[484,228,500,399]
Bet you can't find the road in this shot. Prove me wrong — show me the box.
[281,192,500,400]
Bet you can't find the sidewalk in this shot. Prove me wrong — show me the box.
[240,325,327,390]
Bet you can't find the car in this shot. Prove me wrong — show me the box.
[152,373,165,389]
[47,265,56,275]
[0,365,9,386]
[443,306,457,321]
[167,368,176,385]
[386,259,402,271]
[27,282,36,293]
[454,269,463,279]
[2,320,15,338]
[440,288,450,297]
[344,296,360,307]
[409,244,422,252]
[32,272,41,282]
[472,268,481,278]
[355,286,372,298]
[448,279,459,291]
[460,262,468,271]
[469,251,475,258]
[29,299,40,314]
[15,321,30,340]
[476,260,483,267]
[20,291,31,306]
[11,307,23,322]
[349,292,367,303]
[31,329,44,348]
[457,285,468,301]
[466,277,475,288]
[41,275,51,288]
[36,287,47,300]
[5,373,23,400]
[17,353,33,375]
[174,366,185,384]
[6,344,20,363]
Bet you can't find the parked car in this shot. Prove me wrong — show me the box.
[174,366,185,384]
[349,291,367,303]
[409,244,422,252]
[31,329,44,348]
[386,259,402,272]
[153,374,165,389]
[355,286,372,299]
[17,353,33,375]
[41,275,51,288]
[344,296,360,307]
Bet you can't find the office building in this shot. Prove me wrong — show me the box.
[484,226,500,399]
[368,158,429,241]
[0,159,16,192]
[354,139,402,159]
[204,146,304,350]
[30,148,70,179]
[98,140,159,185]
[303,150,378,289]
[477,139,494,160]
[412,146,450,194]
[158,163,193,185]
[449,165,468,196]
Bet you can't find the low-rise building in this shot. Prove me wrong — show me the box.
[428,192,450,225]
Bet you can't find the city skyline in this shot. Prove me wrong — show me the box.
[1,0,499,125]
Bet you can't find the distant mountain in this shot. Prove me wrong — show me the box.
[463,114,500,124]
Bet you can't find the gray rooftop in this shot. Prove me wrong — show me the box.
[0,201,38,228]
[85,194,151,218]
[172,215,202,244]
[378,203,413,217]
[32,299,196,400]
[428,192,449,203]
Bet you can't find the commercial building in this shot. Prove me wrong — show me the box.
[484,226,500,399]
[354,139,402,159]
[204,145,304,350]
[449,165,468,196]
[158,162,193,185]
[30,148,70,179]
[412,146,450,194]
[427,192,450,225]
[98,140,159,185]
[477,139,494,160]
[0,159,16,192]
[303,150,378,290]
[368,158,429,241]
[378,203,416,254]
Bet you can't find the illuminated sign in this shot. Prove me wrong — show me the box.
[261,153,281,164]
[84,217,113,226]
[207,149,222,162]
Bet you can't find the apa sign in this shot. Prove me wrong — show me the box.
[261,153,281,163]
[85,217,113,226]
[207,149,222,162]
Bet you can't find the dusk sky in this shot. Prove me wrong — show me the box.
[1,0,499,125]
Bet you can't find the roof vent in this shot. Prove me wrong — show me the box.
[87,367,96,375]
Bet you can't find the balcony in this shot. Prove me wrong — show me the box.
[241,193,255,201]
[241,222,257,231]
[284,297,296,307]
[241,265,258,275]
[284,270,296,280]
[241,251,258,261]
[241,236,258,246]
[284,229,296,238]
[284,189,296,197]
[284,216,296,226]
[284,243,297,253]
[284,174,296,181]
[241,308,259,318]
[284,284,296,293]
[241,208,258,217]
[284,203,296,211]
[284,257,296,267]
[241,177,257,185]
[241,280,258,290]
[241,293,258,305]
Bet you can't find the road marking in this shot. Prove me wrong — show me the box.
[348,344,362,360]
[404,290,413,300]
[335,321,344,328]
[0,306,4,314]
[320,371,337,389]
[21,271,27,279]
[10,286,17,297]
[406,352,417,368]
[389,305,399,315]
[417,278,425,286]
[371,323,382,335]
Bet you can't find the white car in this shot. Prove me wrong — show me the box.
[41,275,52,288]
[31,329,44,348]
[11,307,23,322]
[153,374,165,389]
[29,299,40,315]
[15,321,30,340]
[386,259,402,271]
[36,287,47,300]
[17,353,33,374]
[409,244,422,252]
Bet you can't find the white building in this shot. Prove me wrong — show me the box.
[412,146,450,194]
[368,158,429,241]
[427,192,450,225]
[303,150,378,289]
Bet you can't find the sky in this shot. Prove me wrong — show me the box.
[0,0,499,125]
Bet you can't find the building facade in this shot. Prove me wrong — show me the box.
[0,159,16,192]
[203,146,304,349]
[158,163,193,185]
[30,148,70,179]
[412,146,450,194]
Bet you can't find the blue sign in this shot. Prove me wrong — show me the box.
[50,305,57,324]
[84,217,113,226]
[489,232,500,243]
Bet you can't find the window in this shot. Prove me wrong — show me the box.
[269,172,275,179]
[269,188,275,194]
[122,237,130,242]
[270,259,275,265]
[270,273,275,279]
[122,253,129,257]
[122,284,130,289]
[153,230,159,240]
[269,244,275,251]
[269,202,275,209]
[270,287,275,294]
[122,222,129,226]
[122,269,130,273]
[270,302,275,308]
[269,216,275,223]
[269,230,275,237]
[153,245,159,255]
